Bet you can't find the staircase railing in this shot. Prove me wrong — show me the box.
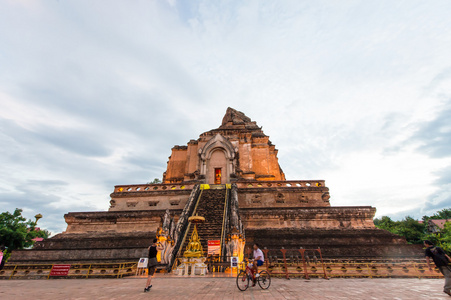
[169,187,206,273]
[175,189,204,258]
[167,184,202,271]
[220,185,231,262]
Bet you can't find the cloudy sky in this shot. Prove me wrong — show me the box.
[1,0,450,234]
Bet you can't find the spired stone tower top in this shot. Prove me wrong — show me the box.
[163,107,285,184]
[221,107,253,127]
[213,107,266,136]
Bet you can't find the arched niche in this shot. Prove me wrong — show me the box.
[199,134,236,184]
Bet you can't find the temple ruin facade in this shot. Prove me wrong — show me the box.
[10,108,421,267]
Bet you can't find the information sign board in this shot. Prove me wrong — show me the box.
[208,240,220,255]
[138,258,148,268]
[231,256,239,268]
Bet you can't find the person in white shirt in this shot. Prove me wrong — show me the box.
[252,243,264,286]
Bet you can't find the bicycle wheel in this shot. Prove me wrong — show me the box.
[257,270,271,289]
[236,270,249,291]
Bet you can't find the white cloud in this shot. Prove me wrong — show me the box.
[1,0,451,232]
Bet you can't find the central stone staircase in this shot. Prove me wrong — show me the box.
[180,188,227,255]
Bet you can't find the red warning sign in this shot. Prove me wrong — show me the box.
[208,240,220,255]
[49,264,71,276]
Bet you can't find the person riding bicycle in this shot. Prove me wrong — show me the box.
[252,243,264,286]
[236,245,271,291]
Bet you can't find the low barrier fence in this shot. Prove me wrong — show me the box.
[243,248,328,279]
[236,180,326,189]
[113,180,326,194]
[1,249,443,280]
[0,262,137,280]
[321,262,442,279]
[247,248,444,280]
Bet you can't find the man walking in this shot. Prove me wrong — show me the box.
[424,240,451,296]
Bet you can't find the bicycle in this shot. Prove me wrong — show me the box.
[236,259,271,291]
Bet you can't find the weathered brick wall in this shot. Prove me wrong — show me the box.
[63,210,181,234]
[238,187,330,208]
[241,207,377,230]
[245,228,423,259]
[109,189,191,211]
[9,232,156,263]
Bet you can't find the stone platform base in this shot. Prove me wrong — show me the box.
[175,257,208,276]
[9,232,154,264]
[245,228,423,259]
[9,228,423,265]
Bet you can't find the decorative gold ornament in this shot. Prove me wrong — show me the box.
[35,214,43,224]
[188,216,205,223]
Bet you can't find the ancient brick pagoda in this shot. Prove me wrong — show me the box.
[10,108,421,266]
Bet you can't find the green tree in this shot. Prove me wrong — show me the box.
[374,209,451,252]
[374,216,426,244]
[424,221,451,253]
[422,208,451,222]
[148,178,161,184]
[0,208,50,262]
[395,216,426,244]
[373,216,396,231]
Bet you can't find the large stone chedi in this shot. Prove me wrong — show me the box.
[11,108,419,265]
[163,107,285,184]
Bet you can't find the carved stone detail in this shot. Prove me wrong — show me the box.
[126,201,137,207]
[322,192,330,202]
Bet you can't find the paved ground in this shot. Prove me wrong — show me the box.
[0,276,449,299]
